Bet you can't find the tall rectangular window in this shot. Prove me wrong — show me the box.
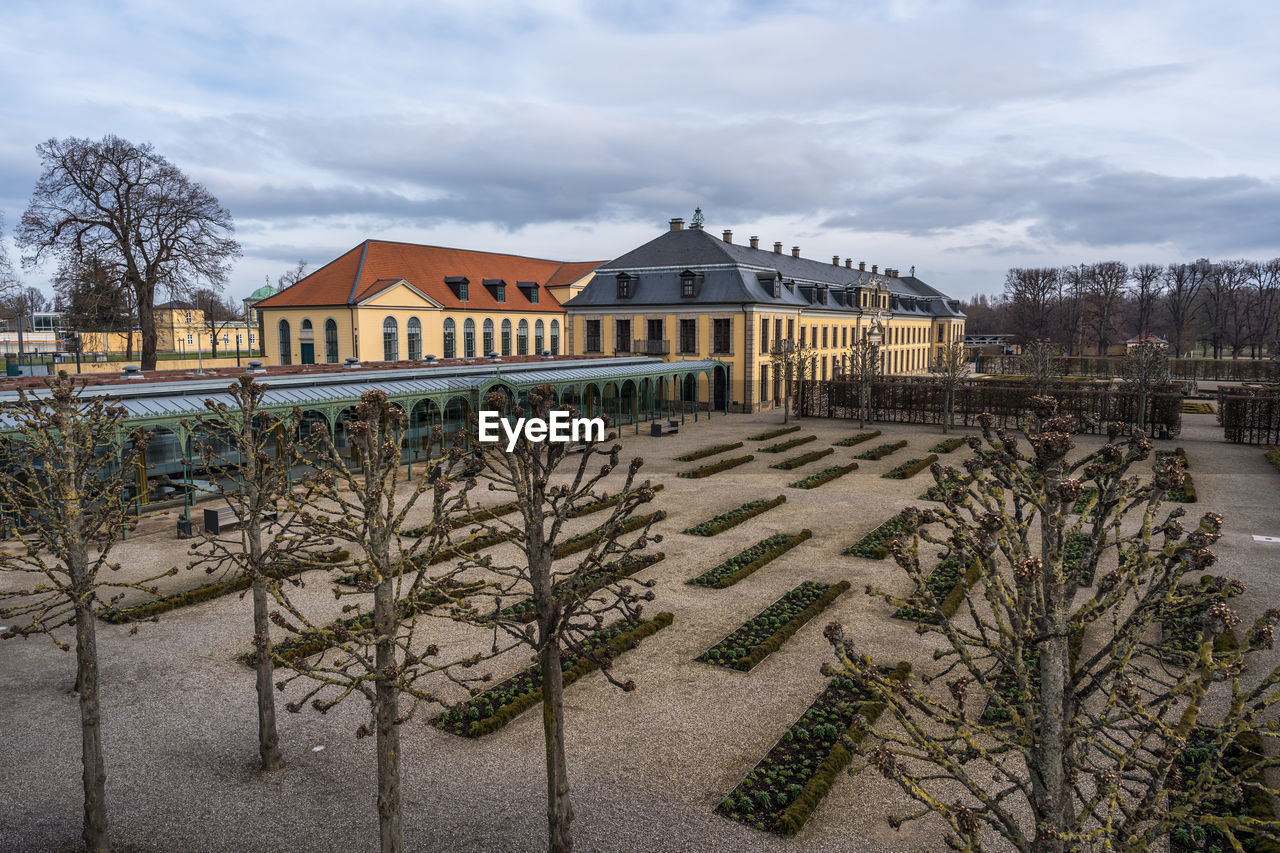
[774,318,782,346]
[585,319,602,353]
[615,319,631,352]
[787,318,794,343]
[679,318,697,353]
[760,363,769,402]
[712,318,731,354]
[799,326,806,347]
[495,284,505,302]
[760,317,769,354]
[822,326,828,348]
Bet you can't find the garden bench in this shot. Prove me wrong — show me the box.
[650,420,679,437]
[203,505,277,535]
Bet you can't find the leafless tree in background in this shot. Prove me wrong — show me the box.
[1002,267,1058,343]
[930,341,970,434]
[1084,260,1127,354]
[1240,259,1280,357]
[277,260,308,290]
[1200,259,1245,359]
[1021,339,1063,394]
[1127,263,1165,340]
[1163,261,1205,357]
[192,288,243,356]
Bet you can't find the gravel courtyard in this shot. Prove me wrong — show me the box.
[2,406,1277,853]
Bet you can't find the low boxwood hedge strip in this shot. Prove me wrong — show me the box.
[676,442,745,462]
[403,502,520,537]
[699,580,850,672]
[687,531,812,589]
[748,425,800,441]
[844,512,914,560]
[337,530,518,586]
[678,455,754,479]
[832,430,881,447]
[758,434,816,453]
[566,483,665,519]
[855,440,908,460]
[683,495,786,537]
[919,473,973,502]
[769,448,833,471]
[436,612,674,738]
[1181,401,1215,414]
[499,552,666,622]
[773,662,912,836]
[99,549,350,624]
[882,454,939,480]
[929,436,969,454]
[890,555,979,623]
[553,511,666,559]
[790,462,857,490]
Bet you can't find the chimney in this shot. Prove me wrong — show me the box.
[669,218,684,231]
[791,246,800,258]
[858,261,865,271]
[872,264,878,274]
[749,236,759,249]
[845,258,852,268]
[773,242,783,254]
[832,255,839,266]
[722,230,733,243]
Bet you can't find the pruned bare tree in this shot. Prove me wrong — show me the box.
[458,386,664,853]
[769,338,817,424]
[1021,339,1062,394]
[846,331,883,428]
[827,399,1280,852]
[192,287,242,357]
[930,341,970,433]
[0,373,171,853]
[1122,339,1171,434]
[17,135,241,370]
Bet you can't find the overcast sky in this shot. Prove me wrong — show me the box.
[1,0,1277,301]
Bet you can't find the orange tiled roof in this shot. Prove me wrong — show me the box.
[255,240,602,313]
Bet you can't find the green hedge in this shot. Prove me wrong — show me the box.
[929,436,969,454]
[441,612,674,738]
[337,531,516,585]
[403,501,519,537]
[676,442,744,462]
[832,430,880,447]
[769,448,833,470]
[855,440,908,460]
[678,455,754,479]
[790,463,857,489]
[758,435,816,453]
[100,549,350,624]
[499,552,665,622]
[700,581,850,672]
[748,425,800,441]
[774,662,912,836]
[1181,401,1215,414]
[553,511,665,559]
[566,484,664,519]
[891,555,978,623]
[882,454,939,480]
[683,495,786,536]
[687,531,811,588]
[845,513,913,559]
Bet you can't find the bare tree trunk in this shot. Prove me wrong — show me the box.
[136,281,158,371]
[373,576,402,853]
[75,599,111,853]
[540,636,573,853]
[251,576,283,771]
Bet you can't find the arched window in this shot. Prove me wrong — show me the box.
[443,318,456,359]
[463,318,476,358]
[534,319,545,354]
[516,319,529,355]
[501,319,512,356]
[407,317,422,361]
[483,318,494,355]
[278,319,292,365]
[550,319,560,355]
[299,319,315,364]
[324,318,339,363]
[383,316,399,361]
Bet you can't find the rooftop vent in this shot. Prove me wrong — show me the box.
[489,351,501,362]
[722,230,733,243]
[121,364,143,379]
[344,357,361,369]
[424,354,437,364]
[541,349,553,359]
[245,359,266,375]
[749,236,759,249]
[669,218,684,231]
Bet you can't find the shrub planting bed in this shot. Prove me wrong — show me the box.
[553,511,666,558]
[679,454,754,479]
[683,496,786,537]
[1156,448,1197,502]
[1071,487,1099,515]
[919,473,971,502]
[676,442,745,462]
[404,502,519,537]
[432,613,674,738]
[748,425,801,442]
[1159,577,1244,664]
[832,430,880,447]
[980,647,1040,724]
[769,448,833,470]
[789,463,857,490]
[882,454,939,480]
[1181,401,1216,415]
[758,435,816,453]
[717,663,911,835]
[337,531,516,586]
[566,483,665,519]
[687,531,812,589]
[844,513,914,559]
[697,581,849,672]
[498,553,666,622]
[1169,728,1280,853]
[929,436,969,454]
[890,553,977,623]
[99,549,350,624]
[1064,533,1095,585]
[855,440,908,461]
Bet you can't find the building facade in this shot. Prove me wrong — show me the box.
[562,219,966,412]
[253,240,599,366]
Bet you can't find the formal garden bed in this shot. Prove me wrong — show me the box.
[686,532,812,589]
[678,455,754,479]
[844,513,914,559]
[929,436,969,454]
[554,511,666,558]
[1181,401,1216,415]
[99,548,350,624]
[980,647,1040,724]
[1065,533,1095,585]
[567,484,665,519]
[919,472,972,502]
[890,553,977,624]
[769,448,833,471]
[855,440,908,461]
[748,425,801,442]
[676,442,745,463]
[431,613,674,738]
[789,463,857,490]
[404,502,519,537]
[716,662,911,835]
[832,430,880,448]
[1159,576,1244,664]
[498,552,666,622]
[696,581,849,672]
[337,532,516,585]
[882,454,939,480]
[683,496,786,537]
[1169,728,1280,853]
[1071,488,1099,514]
[758,435,816,453]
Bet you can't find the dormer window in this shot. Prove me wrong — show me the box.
[773,280,781,298]
[445,276,469,300]
[784,280,794,293]
[616,273,634,299]
[517,280,539,303]
[483,278,506,302]
[680,270,696,298]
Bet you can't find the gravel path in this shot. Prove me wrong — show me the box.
[1,408,1276,852]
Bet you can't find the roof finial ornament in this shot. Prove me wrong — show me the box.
[690,207,704,229]
[909,265,915,277]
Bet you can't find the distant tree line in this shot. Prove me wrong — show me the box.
[963,259,1280,358]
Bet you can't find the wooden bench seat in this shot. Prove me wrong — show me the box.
[203,505,278,535]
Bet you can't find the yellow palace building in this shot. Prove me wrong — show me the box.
[253,240,599,366]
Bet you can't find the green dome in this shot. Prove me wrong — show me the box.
[247,283,278,301]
